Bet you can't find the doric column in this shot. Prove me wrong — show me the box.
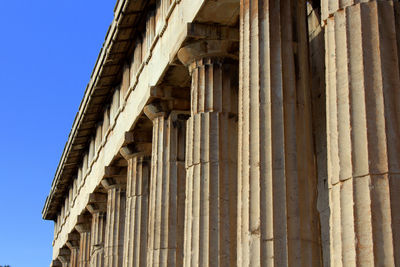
[75,214,92,267]
[65,246,79,267]
[66,232,80,267]
[58,247,71,267]
[87,193,107,267]
[178,40,238,267]
[322,0,400,265]
[102,168,127,267]
[120,140,151,267]
[144,105,189,267]
[238,0,321,266]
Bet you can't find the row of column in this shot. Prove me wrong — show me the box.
[237,0,400,266]
[54,0,400,264]
[53,110,189,267]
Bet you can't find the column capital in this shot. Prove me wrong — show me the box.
[57,247,71,264]
[144,107,190,131]
[75,214,92,233]
[86,193,107,214]
[150,86,190,101]
[123,131,152,145]
[177,40,238,68]
[144,100,190,120]
[143,102,168,120]
[66,242,79,251]
[66,232,80,249]
[101,166,126,190]
[149,86,191,113]
[119,143,152,160]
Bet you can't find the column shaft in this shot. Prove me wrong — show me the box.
[79,232,91,267]
[238,0,321,266]
[104,186,126,267]
[184,58,238,267]
[91,212,107,267]
[323,0,400,265]
[123,156,150,267]
[147,112,187,267]
[69,248,79,267]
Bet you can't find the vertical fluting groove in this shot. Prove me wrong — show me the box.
[385,3,400,266]
[184,58,238,267]
[104,187,126,267]
[176,116,186,267]
[91,212,106,267]
[238,1,250,266]
[123,156,150,267]
[326,13,340,267]
[79,232,91,267]
[147,112,187,267]
[334,8,357,266]
[183,117,193,267]
[323,0,400,265]
[148,125,158,267]
[69,248,79,267]
[239,0,321,266]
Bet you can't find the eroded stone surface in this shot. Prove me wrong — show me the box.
[43,0,400,266]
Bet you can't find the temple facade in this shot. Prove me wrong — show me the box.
[42,0,400,266]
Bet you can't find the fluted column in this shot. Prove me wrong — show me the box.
[66,244,79,267]
[120,142,151,267]
[144,107,188,267]
[102,174,127,267]
[178,40,238,267]
[88,194,107,267]
[58,247,71,267]
[75,215,92,267]
[79,232,91,267]
[323,0,400,265]
[238,0,321,266]
[90,212,107,267]
[66,233,80,267]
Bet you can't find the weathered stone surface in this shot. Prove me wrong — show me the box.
[75,215,92,267]
[103,181,126,267]
[46,0,206,259]
[66,246,79,267]
[121,153,151,267]
[90,211,107,267]
[66,232,80,267]
[178,43,238,266]
[43,0,400,266]
[79,231,91,267]
[237,0,321,266]
[323,0,400,265]
[146,111,188,267]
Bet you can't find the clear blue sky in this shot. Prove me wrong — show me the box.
[0,1,115,266]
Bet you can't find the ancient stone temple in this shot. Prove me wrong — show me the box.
[42,0,400,266]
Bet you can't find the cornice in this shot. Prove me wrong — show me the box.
[42,0,150,220]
